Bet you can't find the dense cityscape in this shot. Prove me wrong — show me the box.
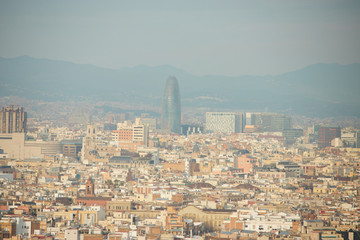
[1,1,360,240]
[0,76,360,240]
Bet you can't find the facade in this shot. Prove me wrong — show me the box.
[178,206,235,231]
[161,76,181,134]
[163,161,185,172]
[108,156,153,169]
[0,133,62,160]
[65,229,80,240]
[255,170,286,180]
[250,112,291,132]
[282,129,303,144]
[341,130,360,148]
[165,207,184,235]
[234,154,258,173]
[61,139,82,158]
[271,114,291,131]
[0,221,16,238]
[318,126,341,148]
[205,112,244,134]
[52,206,105,226]
[223,209,300,233]
[0,106,27,134]
[106,200,134,216]
[112,119,149,151]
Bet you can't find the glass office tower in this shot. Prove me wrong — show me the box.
[161,76,181,134]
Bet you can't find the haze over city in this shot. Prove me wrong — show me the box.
[1,0,360,76]
[1,2,360,240]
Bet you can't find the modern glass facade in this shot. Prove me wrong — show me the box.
[250,112,291,132]
[205,112,244,134]
[318,126,341,148]
[161,76,181,134]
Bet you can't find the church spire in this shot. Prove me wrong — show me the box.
[85,177,95,197]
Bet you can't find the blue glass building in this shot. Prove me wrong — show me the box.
[161,76,181,134]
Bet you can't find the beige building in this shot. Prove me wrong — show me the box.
[178,206,235,231]
[108,156,153,169]
[52,206,105,226]
[0,133,61,160]
[106,200,134,216]
[0,133,26,159]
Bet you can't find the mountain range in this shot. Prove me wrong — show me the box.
[1,56,359,117]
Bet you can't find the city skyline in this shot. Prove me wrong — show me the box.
[1,1,359,118]
[1,1,360,239]
[1,56,359,119]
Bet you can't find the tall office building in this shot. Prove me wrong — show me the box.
[0,106,63,159]
[356,131,360,148]
[250,112,291,132]
[112,118,149,151]
[206,112,244,134]
[271,114,291,132]
[0,106,27,133]
[161,76,181,134]
[318,126,341,148]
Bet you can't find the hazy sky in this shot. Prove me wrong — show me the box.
[0,0,359,76]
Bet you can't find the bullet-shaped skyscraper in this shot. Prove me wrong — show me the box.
[161,76,181,134]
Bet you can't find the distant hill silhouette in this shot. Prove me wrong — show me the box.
[1,56,359,117]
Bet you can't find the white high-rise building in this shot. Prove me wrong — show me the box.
[205,112,244,134]
[111,118,149,150]
[133,118,149,146]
